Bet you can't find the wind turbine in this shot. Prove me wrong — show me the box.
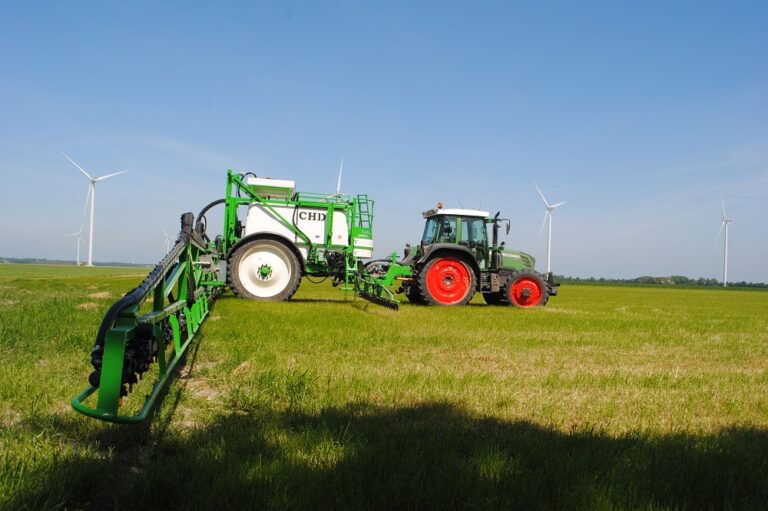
[65,226,85,266]
[715,197,733,288]
[162,228,176,254]
[62,153,127,266]
[534,183,565,274]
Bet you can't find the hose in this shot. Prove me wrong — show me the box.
[92,212,194,355]
[196,198,226,243]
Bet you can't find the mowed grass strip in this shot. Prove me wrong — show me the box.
[0,264,767,510]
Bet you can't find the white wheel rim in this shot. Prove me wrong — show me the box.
[238,245,293,298]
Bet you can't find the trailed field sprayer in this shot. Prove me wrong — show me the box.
[72,170,557,423]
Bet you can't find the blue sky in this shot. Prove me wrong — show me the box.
[0,1,766,281]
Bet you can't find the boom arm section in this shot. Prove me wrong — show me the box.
[71,212,224,424]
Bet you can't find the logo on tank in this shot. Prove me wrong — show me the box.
[298,211,327,221]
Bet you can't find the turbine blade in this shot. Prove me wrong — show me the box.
[551,201,566,209]
[336,158,344,195]
[62,152,94,180]
[162,228,169,238]
[95,170,128,181]
[534,182,550,207]
[721,196,727,219]
[715,221,725,243]
[539,210,549,237]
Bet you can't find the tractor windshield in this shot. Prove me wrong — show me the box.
[422,215,457,244]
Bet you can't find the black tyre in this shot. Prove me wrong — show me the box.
[404,285,426,304]
[227,239,301,301]
[503,270,548,307]
[417,256,475,306]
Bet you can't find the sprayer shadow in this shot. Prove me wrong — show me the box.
[20,401,768,510]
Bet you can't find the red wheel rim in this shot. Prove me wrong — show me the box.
[426,258,471,304]
[509,277,542,307]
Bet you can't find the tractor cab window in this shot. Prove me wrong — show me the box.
[422,215,457,244]
[459,216,488,268]
[458,217,486,247]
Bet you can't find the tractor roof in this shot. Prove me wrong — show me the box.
[422,208,490,219]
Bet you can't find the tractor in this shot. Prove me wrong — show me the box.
[381,205,557,307]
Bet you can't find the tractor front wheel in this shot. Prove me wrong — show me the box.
[503,270,548,307]
[418,256,475,306]
[228,239,301,301]
[404,285,426,304]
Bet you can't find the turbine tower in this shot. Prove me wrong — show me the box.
[534,183,565,274]
[65,226,85,266]
[63,153,127,267]
[716,198,733,288]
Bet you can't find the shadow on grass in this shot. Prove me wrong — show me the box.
[14,401,768,510]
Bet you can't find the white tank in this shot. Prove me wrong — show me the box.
[242,177,374,260]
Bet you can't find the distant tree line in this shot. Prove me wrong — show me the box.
[554,275,768,289]
[0,257,150,268]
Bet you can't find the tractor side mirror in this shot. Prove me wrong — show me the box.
[505,221,510,235]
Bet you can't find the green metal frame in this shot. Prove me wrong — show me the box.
[71,228,222,424]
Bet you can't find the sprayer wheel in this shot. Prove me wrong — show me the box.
[417,256,475,306]
[228,239,301,301]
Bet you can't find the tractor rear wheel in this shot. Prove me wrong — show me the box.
[503,270,548,307]
[228,239,301,301]
[418,256,475,306]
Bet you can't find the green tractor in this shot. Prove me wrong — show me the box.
[391,205,558,307]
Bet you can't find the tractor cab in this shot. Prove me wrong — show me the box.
[420,207,491,268]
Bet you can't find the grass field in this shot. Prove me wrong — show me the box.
[1,263,767,510]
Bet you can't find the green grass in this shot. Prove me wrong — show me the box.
[1,263,767,510]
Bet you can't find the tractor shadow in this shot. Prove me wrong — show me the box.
[17,401,768,510]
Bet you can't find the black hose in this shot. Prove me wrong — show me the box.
[92,212,194,354]
[237,172,258,198]
[196,198,225,231]
[196,198,226,243]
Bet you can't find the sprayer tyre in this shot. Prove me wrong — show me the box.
[228,238,301,301]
